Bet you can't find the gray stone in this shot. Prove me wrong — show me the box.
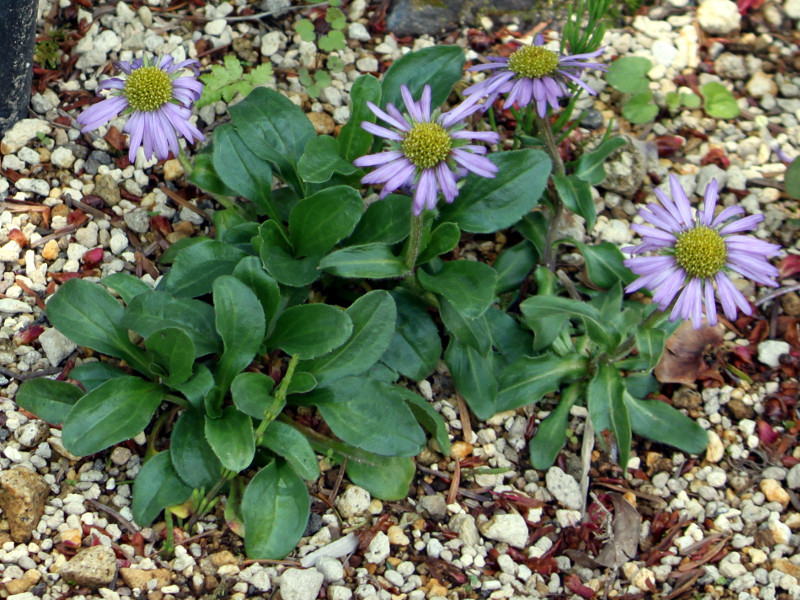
[787,463,800,490]
[336,485,371,520]
[347,22,371,42]
[260,31,285,57]
[697,0,741,35]
[84,150,112,176]
[60,545,117,588]
[599,136,647,196]
[385,0,462,36]
[758,340,790,367]
[1,94,40,145]
[315,556,344,583]
[418,494,447,522]
[479,513,529,549]
[0,467,49,543]
[51,147,76,169]
[14,421,49,448]
[448,513,480,547]
[580,108,604,130]
[718,552,748,579]
[785,0,800,19]
[259,0,291,16]
[0,298,32,314]
[696,164,728,194]
[124,208,151,234]
[0,240,21,262]
[328,585,353,600]
[15,178,49,196]
[280,568,324,600]
[39,328,77,367]
[713,53,746,80]
[239,564,272,592]
[546,466,583,510]
[364,531,390,564]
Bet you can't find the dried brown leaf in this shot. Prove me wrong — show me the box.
[654,322,724,384]
[595,493,641,567]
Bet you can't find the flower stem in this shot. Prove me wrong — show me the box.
[254,354,298,444]
[404,213,425,272]
[536,113,566,270]
[611,303,670,362]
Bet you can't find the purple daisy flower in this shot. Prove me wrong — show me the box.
[463,34,606,118]
[77,54,204,163]
[624,175,781,329]
[353,84,500,215]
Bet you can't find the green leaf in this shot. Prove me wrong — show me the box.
[305,377,426,456]
[297,136,359,183]
[606,56,651,94]
[339,75,381,161]
[445,339,497,419]
[295,19,315,41]
[46,278,148,373]
[701,81,740,119]
[624,392,708,454]
[289,185,363,257]
[572,240,637,290]
[399,389,452,456]
[439,297,491,354]
[122,291,222,357]
[623,90,658,124]
[525,313,569,353]
[258,220,321,287]
[681,92,701,109]
[260,421,320,481]
[572,137,627,185]
[438,149,551,233]
[319,243,407,278]
[299,290,396,383]
[380,46,464,112]
[325,6,346,28]
[496,353,588,413]
[635,327,666,369]
[159,239,247,298]
[347,455,415,501]
[233,256,281,334]
[69,362,127,393]
[418,261,497,319]
[485,307,533,367]
[268,304,352,359]
[417,222,460,264]
[170,409,222,490]
[520,296,615,351]
[213,276,266,405]
[346,195,411,245]
[172,364,215,410]
[493,241,536,294]
[144,328,195,386]
[381,289,441,380]
[242,460,311,558]
[529,382,582,470]
[16,379,83,426]
[132,452,192,526]
[102,273,150,304]
[553,174,597,232]
[205,406,255,472]
[785,158,800,200]
[588,364,631,469]
[231,372,278,420]
[319,30,346,52]
[189,148,236,196]
[212,124,277,220]
[229,87,315,194]
[62,377,163,456]
[286,372,318,395]
[518,211,548,258]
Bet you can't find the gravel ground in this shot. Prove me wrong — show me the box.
[1,1,800,599]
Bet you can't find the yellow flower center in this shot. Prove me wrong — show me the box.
[402,122,452,169]
[124,66,173,112]
[674,226,727,278]
[507,45,560,79]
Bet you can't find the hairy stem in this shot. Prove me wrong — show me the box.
[536,114,566,270]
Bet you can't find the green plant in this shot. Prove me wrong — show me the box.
[197,54,274,108]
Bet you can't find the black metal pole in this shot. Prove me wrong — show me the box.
[0,0,39,136]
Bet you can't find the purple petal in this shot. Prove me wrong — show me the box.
[715,273,752,319]
[362,158,409,185]
[704,279,718,326]
[97,77,125,92]
[450,130,499,144]
[360,121,403,141]
[77,96,129,131]
[451,149,497,178]
[652,269,687,310]
[669,174,694,227]
[710,205,745,228]
[379,159,417,196]
[719,214,763,235]
[413,169,438,215]
[435,162,458,203]
[401,85,424,122]
[365,101,409,131]
[353,150,405,168]
[420,85,432,121]
[701,179,718,227]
